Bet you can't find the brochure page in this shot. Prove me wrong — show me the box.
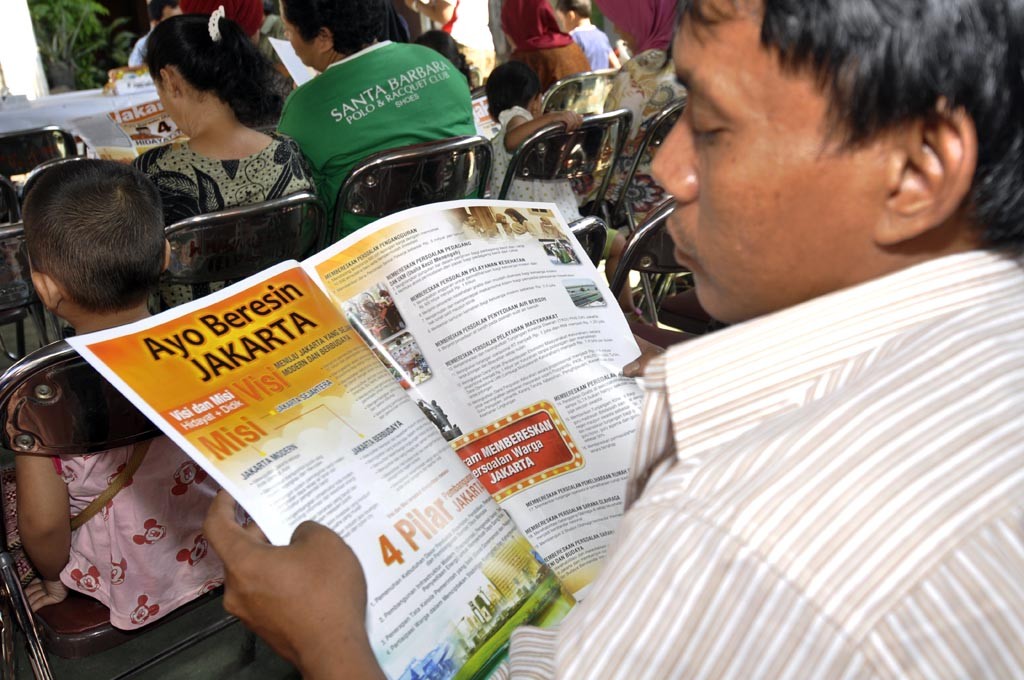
[305,199,644,595]
[69,262,573,679]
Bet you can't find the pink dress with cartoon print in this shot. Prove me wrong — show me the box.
[57,437,223,630]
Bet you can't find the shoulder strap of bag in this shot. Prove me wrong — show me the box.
[69,439,152,531]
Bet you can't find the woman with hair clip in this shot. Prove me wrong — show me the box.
[134,9,314,308]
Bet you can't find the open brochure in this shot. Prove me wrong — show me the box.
[69,199,642,679]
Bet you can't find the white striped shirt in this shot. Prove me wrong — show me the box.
[503,250,1024,679]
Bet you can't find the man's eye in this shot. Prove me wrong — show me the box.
[692,128,721,145]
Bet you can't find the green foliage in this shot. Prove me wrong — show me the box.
[28,0,137,90]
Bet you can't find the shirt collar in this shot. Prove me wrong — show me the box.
[326,41,392,70]
[659,250,1024,456]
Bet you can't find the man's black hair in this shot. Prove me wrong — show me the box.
[556,0,592,18]
[280,0,387,54]
[486,61,541,120]
[23,160,165,313]
[148,0,180,23]
[682,0,1024,250]
[146,14,283,128]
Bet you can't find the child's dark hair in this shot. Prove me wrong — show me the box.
[556,0,591,18]
[415,30,471,85]
[145,14,282,128]
[149,0,180,23]
[486,61,541,119]
[23,160,165,313]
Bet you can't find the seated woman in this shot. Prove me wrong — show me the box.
[597,0,685,225]
[134,11,314,308]
[501,0,591,92]
[277,0,476,239]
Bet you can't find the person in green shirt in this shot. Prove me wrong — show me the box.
[277,0,476,240]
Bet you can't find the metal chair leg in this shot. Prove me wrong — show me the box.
[13,321,24,360]
[0,555,52,680]
[28,304,48,346]
[0,595,16,680]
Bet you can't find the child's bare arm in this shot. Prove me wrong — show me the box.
[15,455,71,580]
[504,111,585,151]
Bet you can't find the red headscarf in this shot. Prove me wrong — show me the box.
[501,0,574,52]
[180,0,264,38]
[595,0,677,54]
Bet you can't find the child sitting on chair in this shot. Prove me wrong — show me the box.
[487,61,584,222]
[17,160,223,630]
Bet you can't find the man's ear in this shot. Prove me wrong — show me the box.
[163,239,171,273]
[30,270,64,312]
[875,105,978,246]
[314,27,335,55]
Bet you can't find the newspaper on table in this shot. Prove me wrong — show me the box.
[72,99,182,162]
[69,199,642,679]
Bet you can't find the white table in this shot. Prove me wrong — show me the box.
[0,88,160,136]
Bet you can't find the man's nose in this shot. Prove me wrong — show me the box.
[652,118,699,205]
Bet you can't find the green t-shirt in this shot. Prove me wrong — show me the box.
[278,41,476,239]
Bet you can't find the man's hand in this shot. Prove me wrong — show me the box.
[624,334,666,377]
[203,492,385,679]
[25,578,68,611]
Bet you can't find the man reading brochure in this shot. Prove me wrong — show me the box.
[204,0,1024,677]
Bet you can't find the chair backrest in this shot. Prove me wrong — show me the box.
[334,135,492,240]
[0,341,159,456]
[19,155,91,203]
[163,191,326,286]
[608,199,683,297]
[0,222,35,315]
[498,108,632,209]
[0,176,18,224]
[568,215,608,266]
[541,69,619,114]
[0,127,78,181]
[611,98,686,231]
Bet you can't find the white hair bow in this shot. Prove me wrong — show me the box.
[208,5,226,42]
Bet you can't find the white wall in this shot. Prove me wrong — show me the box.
[0,0,49,99]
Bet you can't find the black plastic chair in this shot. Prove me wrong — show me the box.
[333,135,492,244]
[0,128,79,185]
[497,109,632,217]
[568,215,608,266]
[19,156,91,204]
[541,69,618,114]
[163,191,326,294]
[610,98,686,232]
[608,200,714,334]
[0,177,19,225]
[0,342,236,678]
[0,222,48,361]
